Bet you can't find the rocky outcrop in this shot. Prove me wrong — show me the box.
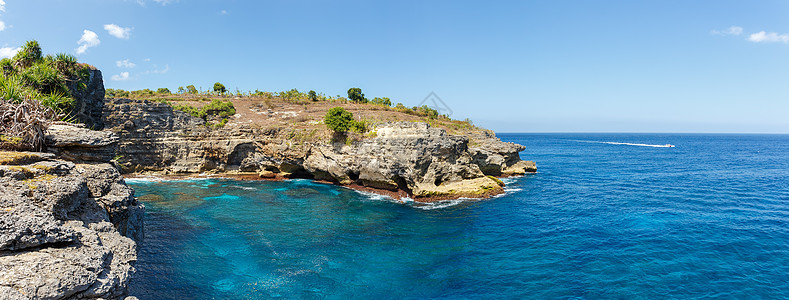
[68,69,106,130]
[45,124,119,163]
[0,150,143,299]
[304,122,504,198]
[104,98,535,200]
[468,130,537,176]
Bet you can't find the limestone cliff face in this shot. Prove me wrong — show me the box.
[68,69,107,130]
[0,151,143,299]
[104,98,535,200]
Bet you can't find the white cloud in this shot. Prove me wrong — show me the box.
[76,30,101,54]
[747,31,789,43]
[712,26,743,36]
[104,24,132,39]
[0,46,20,59]
[111,72,130,81]
[151,64,169,74]
[116,59,136,68]
[220,10,228,15]
[147,0,178,5]
[0,0,6,32]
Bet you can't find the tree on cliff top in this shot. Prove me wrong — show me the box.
[347,87,366,103]
[324,107,354,133]
[213,82,226,95]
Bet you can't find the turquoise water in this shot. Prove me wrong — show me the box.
[128,134,789,299]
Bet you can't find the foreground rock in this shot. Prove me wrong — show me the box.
[45,124,119,163]
[104,98,535,201]
[0,151,143,299]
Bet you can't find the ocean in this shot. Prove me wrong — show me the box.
[127,133,789,299]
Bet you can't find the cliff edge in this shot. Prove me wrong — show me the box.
[103,97,536,201]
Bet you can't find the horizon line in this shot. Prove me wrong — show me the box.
[494,131,789,135]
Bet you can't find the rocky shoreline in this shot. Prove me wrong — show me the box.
[104,98,536,202]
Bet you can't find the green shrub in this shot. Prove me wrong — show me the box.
[308,90,318,101]
[278,88,307,101]
[130,89,155,98]
[186,85,198,94]
[325,107,354,133]
[253,90,274,98]
[172,99,235,120]
[39,92,74,114]
[350,119,369,133]
[0,75,29,103]
[1,58,13,73]
[51,53,79,76]
[20,62,68,95]
[202,99,236,117]
[371,97,392,107]
[419,105,439,119]
[157,87,171,95]
[347,87,367,103]
[394,102,413,114]
[106,88,130,98]
[172,103,204,118]
[207,118,229,129]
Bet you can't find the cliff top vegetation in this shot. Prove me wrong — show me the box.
[1,40,94,151]
[106,85,487,144]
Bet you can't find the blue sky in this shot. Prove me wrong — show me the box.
[1,0,788,133]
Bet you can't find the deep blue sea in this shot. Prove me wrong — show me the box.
[127,133,789,299]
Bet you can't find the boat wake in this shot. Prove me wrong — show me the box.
[574,140,675,148]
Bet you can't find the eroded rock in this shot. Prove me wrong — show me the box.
[0,154,143,299]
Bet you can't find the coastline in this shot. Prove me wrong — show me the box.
[121,171,530,203]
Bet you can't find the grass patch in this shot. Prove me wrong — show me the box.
[0,151,42,165]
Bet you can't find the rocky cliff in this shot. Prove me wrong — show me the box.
[104,98,535,200]
[68,69,107,130]
[0,125,143,299]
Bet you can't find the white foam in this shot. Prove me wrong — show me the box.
[123,177,164,183]
[230,185,257,191]
[354,190,394,202]
[123,176,218,184]
[414,199,468,210]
